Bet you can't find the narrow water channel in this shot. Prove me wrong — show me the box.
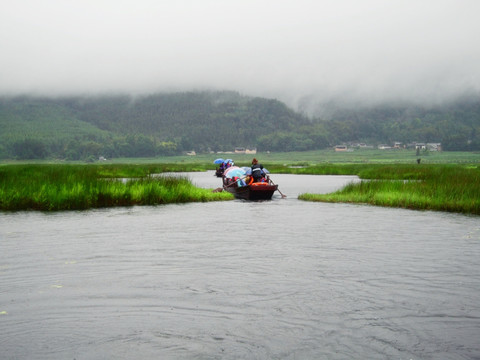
[1,172,479,359]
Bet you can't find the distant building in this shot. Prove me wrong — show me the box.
[356,143,374,149]
[186,151,196,156]
[335,145,348,152]
[427,143,442,151]
[378,144,392,150]
[234,147,257,154]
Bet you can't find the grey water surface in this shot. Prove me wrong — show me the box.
[1,172,479,359]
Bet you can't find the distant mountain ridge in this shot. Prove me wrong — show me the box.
[0,91,479,160]
[0,91,310,159]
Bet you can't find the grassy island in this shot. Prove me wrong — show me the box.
[297,164,480,215]
[0,164,232,211]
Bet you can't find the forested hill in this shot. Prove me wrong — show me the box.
[312,96,480,150]
[1,91,479,160]
[0,91,311,160]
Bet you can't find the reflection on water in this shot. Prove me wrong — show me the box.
[1,172,479,359]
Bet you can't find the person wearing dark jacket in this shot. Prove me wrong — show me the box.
[251,158,264,182]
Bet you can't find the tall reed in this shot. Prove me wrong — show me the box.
[299,164,480,215]
[0,164,231,211]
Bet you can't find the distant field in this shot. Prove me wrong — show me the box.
[1,149,480,166]
[238,149,480,165]
[88,149,480,165]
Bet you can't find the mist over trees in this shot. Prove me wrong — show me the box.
[1,91,479,160]
[316,96,480,151]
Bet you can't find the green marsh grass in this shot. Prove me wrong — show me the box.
[0,164,232,211]
[298,164,480,215]
[2,161,479,214]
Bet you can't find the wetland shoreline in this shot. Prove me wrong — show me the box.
[1,162,478,215]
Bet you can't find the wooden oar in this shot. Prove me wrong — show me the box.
[268,176,286,198]
[212,176,247,192]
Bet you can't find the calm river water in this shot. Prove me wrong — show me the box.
[1,172,479,359]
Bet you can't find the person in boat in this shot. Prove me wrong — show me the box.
[251,158,266,183]
[216,162,225,176]
[233,176,246,187]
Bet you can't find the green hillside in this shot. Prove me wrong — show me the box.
[318,97,480,150]
[1,91,479,160]
[56,91,310,151]
[0,92,311,160]
[0,96,110,159]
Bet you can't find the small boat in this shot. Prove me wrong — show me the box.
[215,168,224,177]
[222,177,278,200]
[213,158,233,178]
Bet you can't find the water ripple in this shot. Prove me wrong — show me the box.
[1,173,479,359]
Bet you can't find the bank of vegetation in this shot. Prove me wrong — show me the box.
[297,164,480,215]
[0,164,232,211]
[1,162,479,215]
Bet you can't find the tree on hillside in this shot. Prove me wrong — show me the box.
[12,139,48,159]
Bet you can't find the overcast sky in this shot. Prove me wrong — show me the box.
[1,0,480,109]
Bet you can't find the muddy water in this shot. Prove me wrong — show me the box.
[1,172,479,359]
